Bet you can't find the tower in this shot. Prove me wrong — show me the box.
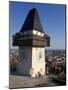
[13,8,50,77]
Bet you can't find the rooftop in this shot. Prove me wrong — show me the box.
[20,8,44,33]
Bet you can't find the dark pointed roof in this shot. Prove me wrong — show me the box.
[20,8,44,33]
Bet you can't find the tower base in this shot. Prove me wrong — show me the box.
[17,47,46,77]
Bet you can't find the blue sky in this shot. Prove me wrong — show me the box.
[9,1,66,50]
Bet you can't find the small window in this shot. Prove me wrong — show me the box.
[28,31,32,34]
[24,32,27,34]
[36,31,38,35]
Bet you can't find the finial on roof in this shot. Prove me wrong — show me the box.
[30,8,37,11]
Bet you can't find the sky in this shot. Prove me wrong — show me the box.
[9,1,66,50]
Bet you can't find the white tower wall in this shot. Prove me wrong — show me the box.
[17,47,45,77]
[32,47,45,77]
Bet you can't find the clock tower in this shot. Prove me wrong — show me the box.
[13,8,50,77]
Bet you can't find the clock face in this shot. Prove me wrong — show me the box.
[20,48,28,62]
[39,51,43,60]
[22,51,27,60]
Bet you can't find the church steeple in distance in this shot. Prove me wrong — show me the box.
[20,8,44,33]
